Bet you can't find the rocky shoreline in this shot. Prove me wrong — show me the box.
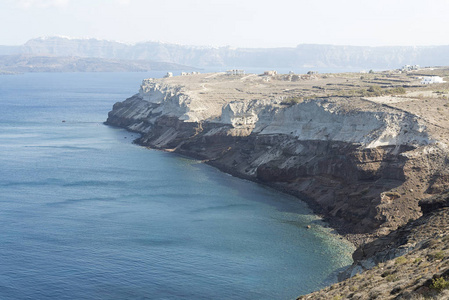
[105,70,449,298]
[300,192,449,299]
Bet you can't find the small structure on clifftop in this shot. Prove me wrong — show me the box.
[401,65,420,72]
[421,76,445,84]
[226,69,245,75]
[180,71,201,76]
[264,70,277,76]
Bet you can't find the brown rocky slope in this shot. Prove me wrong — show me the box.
[299,191,449,299]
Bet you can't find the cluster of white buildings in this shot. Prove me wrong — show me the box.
[164,71,201,78]
[401,65,420,72]
[181,71,200,76]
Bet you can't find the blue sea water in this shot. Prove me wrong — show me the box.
[0,72,353,300]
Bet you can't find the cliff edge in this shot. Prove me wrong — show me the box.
[106,71,449,244]
[106,69,449,297]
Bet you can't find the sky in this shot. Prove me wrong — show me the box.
[1,0,449,48]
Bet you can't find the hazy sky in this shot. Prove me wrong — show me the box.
[1,0,449,47]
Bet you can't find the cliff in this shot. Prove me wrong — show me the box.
[105,70,449,297]
[106,71,449,245]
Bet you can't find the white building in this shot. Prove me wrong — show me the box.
[264,70,277,76]
[226,69,245,75]
[421,76,445,84]
[402,65,420,72]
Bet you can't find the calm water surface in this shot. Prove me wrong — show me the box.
[0,72,353,299]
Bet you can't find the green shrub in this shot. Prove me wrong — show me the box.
[433,251,446,260]
[349,285,358,292]
[395,256,408,265]
[367,85,383,96]
[413,257,423,264]
[430,277,449,292]
[386,86,406,95]
[385,274,399,282]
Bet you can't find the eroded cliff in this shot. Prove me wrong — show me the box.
[106,72,449,245]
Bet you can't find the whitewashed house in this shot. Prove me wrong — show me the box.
[264,70,277,76]
[226,69,245,75]
[421,76,445,84]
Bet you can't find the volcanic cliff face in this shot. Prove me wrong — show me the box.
[106,72,449,244]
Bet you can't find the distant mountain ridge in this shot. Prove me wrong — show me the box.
[2,36,448,70]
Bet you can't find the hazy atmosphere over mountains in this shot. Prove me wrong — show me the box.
[2,0,449,72]
[2,36,449,71]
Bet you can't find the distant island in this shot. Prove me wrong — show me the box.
[105,67,449,299]
[2,36,449,70]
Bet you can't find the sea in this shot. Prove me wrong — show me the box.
[0,71,354,300]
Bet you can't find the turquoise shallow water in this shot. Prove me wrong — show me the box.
[0,72,353,299]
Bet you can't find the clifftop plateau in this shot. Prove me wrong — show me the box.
[106,68,449,298]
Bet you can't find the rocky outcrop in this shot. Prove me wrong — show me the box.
[106,73,449,246]
[335,192,449,280]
